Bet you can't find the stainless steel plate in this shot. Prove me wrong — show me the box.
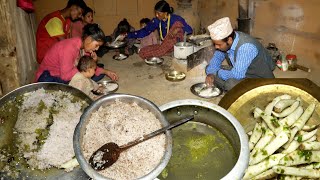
[112,53,128,61]
[98,80,119,93]
[145,57,164,66]
[190,83,222,99]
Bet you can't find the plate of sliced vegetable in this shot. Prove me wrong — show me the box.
[219,79,320,179]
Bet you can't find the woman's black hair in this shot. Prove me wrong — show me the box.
[77,56,97,72]
[140,18,151,24]
[82,6,94,17]
[82,23,105,43]
[154,0,174,13]
[116,19,131,35]
[67,0,87,10]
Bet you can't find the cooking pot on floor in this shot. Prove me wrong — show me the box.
[174,42,194,60]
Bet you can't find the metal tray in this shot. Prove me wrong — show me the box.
[218,78,320,132]
[165,71,186,82]
[145,57,164,66]
[190,83,222,99]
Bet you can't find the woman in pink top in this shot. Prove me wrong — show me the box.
[35,23,118,83]
[71,6,94,38]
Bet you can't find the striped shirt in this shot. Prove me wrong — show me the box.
[206,32,258,80]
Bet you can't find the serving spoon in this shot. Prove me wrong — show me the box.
[89,115,194,171]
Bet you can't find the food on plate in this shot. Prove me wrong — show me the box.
[105,82,118,92]
[194,86,220,97]
[82,100,166,180]
[243,94,319,179]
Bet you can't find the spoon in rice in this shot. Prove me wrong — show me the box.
[89,115,194,171]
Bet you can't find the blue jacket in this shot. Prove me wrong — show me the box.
[128,14,192,39]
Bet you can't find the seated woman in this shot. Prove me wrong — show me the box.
[96,19,135,57]
[126,0,193,59]
[70,6,105,81]
[71,6,94,38]
[69,56,102,100]
[35,23,118,83]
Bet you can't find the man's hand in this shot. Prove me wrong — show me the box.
[205,74,214,87]
[104,70,119,81]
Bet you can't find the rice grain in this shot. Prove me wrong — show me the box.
[82,100,166,180]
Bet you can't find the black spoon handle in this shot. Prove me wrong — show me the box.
[120,115,194,150]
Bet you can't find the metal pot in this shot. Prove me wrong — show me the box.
[174,42,194,60]
[73,93,172,180]
[0,82,93,180]
[159,99,249,180]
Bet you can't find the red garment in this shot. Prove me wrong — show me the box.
[138,21,184,59]
[36,11,71,64]
[17,0,34,13]
[35,37,104,82]
[140,31,158,49]
[71,20,84,38]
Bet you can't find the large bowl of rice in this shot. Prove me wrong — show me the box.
[0,82,93,179]
[74,93,172,180]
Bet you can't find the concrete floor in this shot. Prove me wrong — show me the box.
[100,52,222,107]
[100,51,318,107]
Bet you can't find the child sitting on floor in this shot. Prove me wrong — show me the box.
[96,19,136,57]
[69,56,103,100]
[139,18,158,49]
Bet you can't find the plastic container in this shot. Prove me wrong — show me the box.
[286,54,298,71]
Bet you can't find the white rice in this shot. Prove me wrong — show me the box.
[82,100,166,180]
[199,87,220,97]
[14,88,86,170]
[104,83,118,92]
[35,102,82,168]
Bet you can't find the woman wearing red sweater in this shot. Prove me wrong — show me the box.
[35,24,118,83]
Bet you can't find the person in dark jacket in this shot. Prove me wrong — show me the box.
[205,17,275,91]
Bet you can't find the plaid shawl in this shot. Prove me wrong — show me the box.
[138,21,184,59]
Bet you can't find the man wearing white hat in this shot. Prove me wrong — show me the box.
[205,17,275,91]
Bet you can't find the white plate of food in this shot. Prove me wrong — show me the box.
[190,83,222,98]
[98,80,119,93]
